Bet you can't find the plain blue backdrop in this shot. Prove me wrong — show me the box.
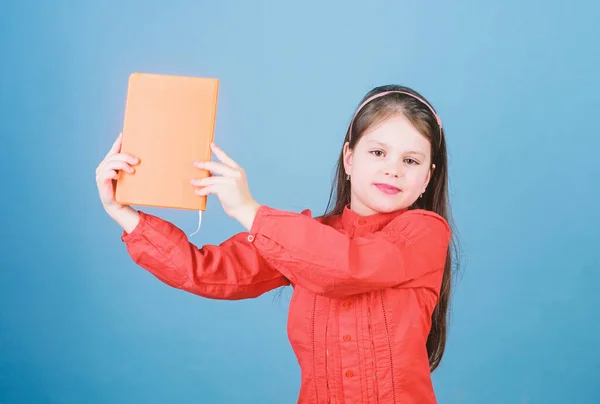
[1,0,599,403]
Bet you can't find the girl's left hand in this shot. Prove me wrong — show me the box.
[191,143,260,229]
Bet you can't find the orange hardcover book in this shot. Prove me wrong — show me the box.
[115,72,219,211]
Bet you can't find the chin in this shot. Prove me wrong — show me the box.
[367,198,408,214]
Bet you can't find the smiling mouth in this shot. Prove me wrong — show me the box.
[374,183,401,194]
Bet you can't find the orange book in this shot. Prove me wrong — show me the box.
[115,72,219,211]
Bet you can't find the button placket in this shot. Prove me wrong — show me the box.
[339,298,359,401]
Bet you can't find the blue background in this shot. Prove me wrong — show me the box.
[1,0,599,403]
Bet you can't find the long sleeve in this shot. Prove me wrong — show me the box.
[248,206,451,298]
[121,210,290,300]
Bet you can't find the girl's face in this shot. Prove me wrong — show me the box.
[343,114,434,216]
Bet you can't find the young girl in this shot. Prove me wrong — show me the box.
[95,84,456,404]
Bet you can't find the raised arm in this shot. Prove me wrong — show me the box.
[247,206,450,298]
[118,209,290,300]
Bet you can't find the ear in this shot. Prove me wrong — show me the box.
[343,142,353,176]
[422,163,435,193]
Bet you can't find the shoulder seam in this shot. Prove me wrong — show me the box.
[401,209,451,233]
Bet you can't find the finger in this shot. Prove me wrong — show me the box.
[96,169,120,184]
[109,132,123,155]
[190,176,230,187]
[210,143,240,169]
[103,160,136,174]
[107,170,120,180]
[194,160,239,178]
[97,159,131,176]
[98,154,138,174]
[194,185,216,196]
[106,153,139,165]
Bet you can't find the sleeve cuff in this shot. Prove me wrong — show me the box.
[120,210,147,242]
[249,205,313,240]
[249,204,272,236]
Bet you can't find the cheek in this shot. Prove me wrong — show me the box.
[352,170,372,186]
[404,170,429,189]
[351,156,376,178]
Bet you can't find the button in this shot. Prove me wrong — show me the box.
[343,335,351,342]
[358,218,366,225]
[345,370,354,378]
[247,235,255,242]
[342,301,351,309]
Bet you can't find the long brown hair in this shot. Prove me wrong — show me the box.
[320,84,461,372]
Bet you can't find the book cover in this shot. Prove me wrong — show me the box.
[115,72,219,210]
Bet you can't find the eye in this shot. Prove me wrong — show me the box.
[404,158,420,165]
[370,150,385,157]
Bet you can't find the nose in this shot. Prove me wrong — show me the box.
[383,159,402,178]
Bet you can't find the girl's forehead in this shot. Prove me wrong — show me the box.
[363,115,422,139]
[361,119,430,150]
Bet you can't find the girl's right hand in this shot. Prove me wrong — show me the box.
[95,132,139,212]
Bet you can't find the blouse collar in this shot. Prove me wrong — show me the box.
[340,204,407,230]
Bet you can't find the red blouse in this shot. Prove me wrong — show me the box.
[121,204,451,403]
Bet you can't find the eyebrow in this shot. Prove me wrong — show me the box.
[367,140,426,156]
